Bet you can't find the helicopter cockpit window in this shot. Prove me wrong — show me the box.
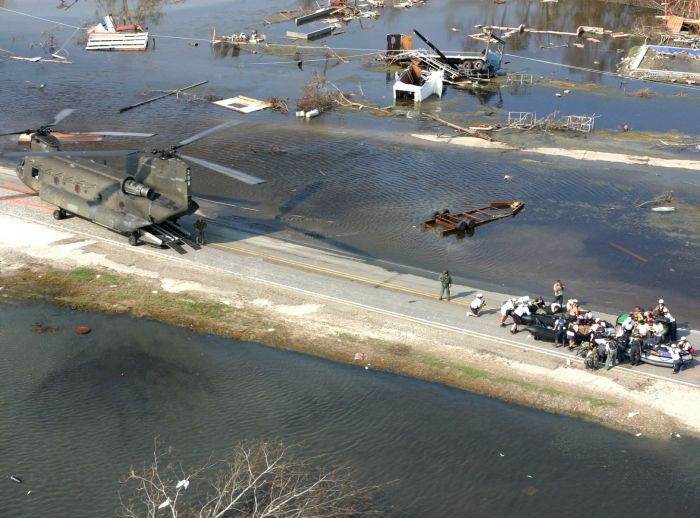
[31,167,39,178]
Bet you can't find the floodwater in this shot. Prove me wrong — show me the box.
[1,302,699,517]
[1,0,700,326]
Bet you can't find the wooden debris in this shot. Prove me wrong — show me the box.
[119,80,208,113]
[422,113,493,141]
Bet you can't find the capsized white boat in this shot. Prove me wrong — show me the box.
[393,63,443,103]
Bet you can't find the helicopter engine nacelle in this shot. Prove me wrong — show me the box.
[122,178,156,200]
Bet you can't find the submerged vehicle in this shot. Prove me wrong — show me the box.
[420,201,524,236]
[393,63,443,103]
[386,29,506,79]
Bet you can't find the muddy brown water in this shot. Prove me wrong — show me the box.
[0,4,699,347]
[1,302,699,517]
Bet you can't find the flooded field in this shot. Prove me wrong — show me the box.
[1,302,699,517]
[1,0,699,324]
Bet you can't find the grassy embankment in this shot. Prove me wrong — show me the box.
[2,263,681,438]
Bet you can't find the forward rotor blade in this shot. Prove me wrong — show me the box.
[180,154,265,185]
[174,119,245,149]
[81,131,156,137]
[0,130,29,137]
[48,108,75,127]
[0,150,140,159]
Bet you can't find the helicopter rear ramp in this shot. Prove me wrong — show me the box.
[140,220,200,254]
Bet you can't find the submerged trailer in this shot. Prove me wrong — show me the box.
[387,29,506,79]
[420,201,524,236]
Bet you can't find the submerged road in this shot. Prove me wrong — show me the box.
[0,166,697,389]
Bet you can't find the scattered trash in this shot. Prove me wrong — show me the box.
[507,111,597,133]
[635,433,643,437]
[26,490,31,495]
[305,108,320,119]
[673,432,681,438]
[213,95,273,114]
[9,475,22,483]
[75,326,91,335]
[364,365,369,370]
[526,474,533,478]
[499,452,505,457]
[637,191,673,209]
[151,290,158,294]
[555,92,562,97]
[211,28,266,45]
[86,15,148,51]
[503,175,512,180]
[176,479,190,490]
[110,285,118,288]
[158,498,171,509]
[119,80,208,113]
[627,412,639,418]
[566,359,571,366]
[267,328,275,332]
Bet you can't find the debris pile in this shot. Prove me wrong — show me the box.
[507,111,597,133]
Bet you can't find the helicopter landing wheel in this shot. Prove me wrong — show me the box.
[128,232,139,246]
[53,209,66,220]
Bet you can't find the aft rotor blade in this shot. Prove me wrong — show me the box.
[0,130,30,137]
[174,119,245,149]
[0,150,140,159]
[48,108,75,127]
[81,131,156,137]
[180,154,265,185]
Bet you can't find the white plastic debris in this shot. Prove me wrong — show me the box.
[563,89,570,94]
[151,290,158,294]
[267,328,275,332]
[555,93,562,97]
[503,175,512,180]
[635,433,642,437]
[627,412,639,418]
[499,453,505,457]
[158,498,171,509]
[526,474,533,479]
[674,433,681,438]
[364,366,369,370]
[176,479,190,490]
[566,359,571,367]
[110,285,118,288]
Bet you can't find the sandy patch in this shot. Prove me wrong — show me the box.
[275,303,323,317]
[161,278,206,293]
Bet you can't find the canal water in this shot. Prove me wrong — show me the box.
[1,0,699,324]
[1,302,699,517]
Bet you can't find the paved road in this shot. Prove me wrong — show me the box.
[0,166,697,388]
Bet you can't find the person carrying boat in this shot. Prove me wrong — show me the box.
[605,339,618,370]
[499,298,516,327]
[629,334,643,366]
[652,299,667,317]
[438,271,452,301]
[552,280,564,306]
[671,345,685,374]
[510,303,530,334]
[554,314,568,347]
[663,308,678,341]
[467,293,486,317]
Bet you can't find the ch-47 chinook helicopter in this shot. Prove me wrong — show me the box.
[0,110,264,253]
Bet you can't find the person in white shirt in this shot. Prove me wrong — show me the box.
[510,303,531,334]
[671,346,684,374]
[499,299,516,327]
[637,321,650,338]
[467,293,486,317]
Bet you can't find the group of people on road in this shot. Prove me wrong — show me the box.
[438,272,693,374]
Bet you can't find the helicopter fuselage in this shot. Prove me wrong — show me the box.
[16,155,198,233]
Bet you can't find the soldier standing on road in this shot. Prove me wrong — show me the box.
[438,270,452,301]
[552,279,565,306]
[194,216,207,245]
